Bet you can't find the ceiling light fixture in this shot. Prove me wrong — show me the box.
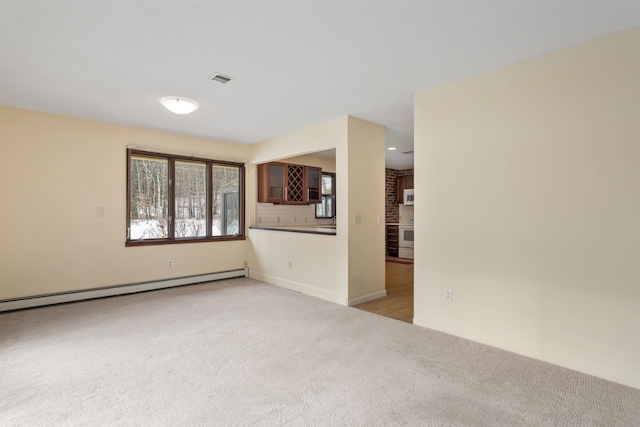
[160,97,199,115]
[387,147,397,151]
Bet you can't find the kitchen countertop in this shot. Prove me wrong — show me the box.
[250,225,336,236]
[386,223,414,226]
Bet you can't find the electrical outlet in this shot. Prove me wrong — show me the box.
[288,261,293,269]
[294,216,297,223]
[277,216,280,223]
[168,260,173,268]
[445,289,453,302]
[243,260,248,268]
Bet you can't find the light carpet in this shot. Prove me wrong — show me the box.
[1,278,639,426]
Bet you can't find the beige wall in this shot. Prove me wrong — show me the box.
[0,107,385,309]
[248,229,345,304]
[0,106,249,300]
[414,28,640,389]
[247,116,386,305]
[247,117,350,303]
[280,152,336,173]
[346,117,386,302]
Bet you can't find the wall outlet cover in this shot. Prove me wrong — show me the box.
[445,289,453,302]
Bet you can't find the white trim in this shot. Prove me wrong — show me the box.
[250,272,347,306]
[0,269,247,312]
[348,290,387,307]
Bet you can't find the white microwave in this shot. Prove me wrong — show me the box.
[403,189,414,205]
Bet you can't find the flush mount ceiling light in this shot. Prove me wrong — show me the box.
[160,97,199,115]
[387,147,397,151]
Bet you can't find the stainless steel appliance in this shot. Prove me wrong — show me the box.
[398,225,414,259]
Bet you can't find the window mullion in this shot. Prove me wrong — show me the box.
[206,162,213,238]
[126,149,132,241]
[168,158,175,240]
[239,165,246,235]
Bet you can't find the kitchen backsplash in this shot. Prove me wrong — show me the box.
[256,203,334,227]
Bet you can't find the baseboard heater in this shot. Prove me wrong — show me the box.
[0,268,248,313]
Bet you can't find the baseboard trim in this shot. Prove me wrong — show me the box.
[348,290,387,307]
[0,268,248,312]
[250,272,347,306]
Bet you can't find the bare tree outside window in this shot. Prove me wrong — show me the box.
[175,161,206,237]
[212,165,239,236]
[129,156,168,239]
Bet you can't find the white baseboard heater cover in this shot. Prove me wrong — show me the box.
[0,268,248,312]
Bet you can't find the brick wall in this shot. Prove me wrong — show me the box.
[385,168,413,223]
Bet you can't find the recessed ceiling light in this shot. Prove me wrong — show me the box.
[387,147,397,151]
[160,97,199,115]
[209,73,234,84]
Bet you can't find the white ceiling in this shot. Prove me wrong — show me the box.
[1,1,639,169]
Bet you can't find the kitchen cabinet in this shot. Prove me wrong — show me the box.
[396,174,414,204]
[306,166,322,204]
[259,163,286,203]
[258,162,322,204]
[386,225,399,257]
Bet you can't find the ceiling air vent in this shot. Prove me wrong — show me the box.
[403,150,414,154]
[209,73,234,84]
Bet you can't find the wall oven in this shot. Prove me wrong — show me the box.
[398,225,414,259]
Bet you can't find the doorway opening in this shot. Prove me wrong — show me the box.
[354,257,413,323]
[353,167,414,323]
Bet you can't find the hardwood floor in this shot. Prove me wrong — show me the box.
[353,257,413,323]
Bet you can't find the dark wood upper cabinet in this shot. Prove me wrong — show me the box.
[396,174,414,204]
[306,167,322,204]
[404,174,414,190]
[258,163,286,204]
[258,162,323,205]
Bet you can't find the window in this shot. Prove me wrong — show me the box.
[316,172,335,218]
[127,149,244,245]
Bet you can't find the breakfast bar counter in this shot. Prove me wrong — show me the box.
[249,225,336,236]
